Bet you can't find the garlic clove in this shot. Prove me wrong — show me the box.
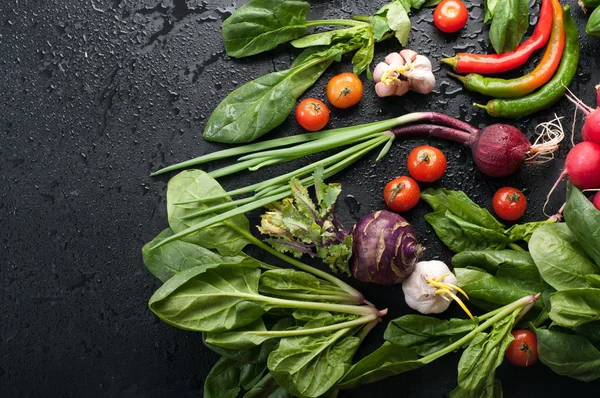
[373,62,389,82]
[399,49,418,64]
[385,52,405,68]
[394,80,410,96]
[375,81,397,97]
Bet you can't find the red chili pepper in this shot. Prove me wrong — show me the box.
[441,0,553,74]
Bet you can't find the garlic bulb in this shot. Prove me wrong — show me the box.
[373,49,435,97]
[402,260,472,318]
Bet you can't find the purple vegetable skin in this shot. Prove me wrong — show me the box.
[350,210,425,285]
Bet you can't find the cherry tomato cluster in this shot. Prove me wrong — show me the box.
[295,72,363,132]
[384,146,447,213]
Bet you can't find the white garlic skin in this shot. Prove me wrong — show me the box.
[402,260,457,315]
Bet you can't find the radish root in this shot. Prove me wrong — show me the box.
[526,114,564,165]
[564,86,594,115]
[571,105,578,147]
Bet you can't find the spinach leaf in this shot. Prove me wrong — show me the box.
[489,0,529,53]
[260,269,322,292]
[452,250,535,274]
[421,188,505,231]
[149,264,269,332]
[245,373,291,398]
[537,328,600,382]
[529,223,599,291]
[268,324,360,398]
[221,0,311,58]
[452,313,515,396]
[411,0,442,9]
[564,182,600,266]
[384,315,477,356]
[204,356,266,398]
[385,1,412,46]
[291,26,367,49]
[575,321,600,345]
[167,170,252,256]
[455,266,544,311]
[587,274,600,288]
[549,288,600,327]
[142,228,257,283]
[336,342,423,389]
[203,55,332,144]
[350,27,375,78]
[484,0,500,24]
[424,210,510,253]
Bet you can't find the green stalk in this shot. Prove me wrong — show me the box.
[248,314,379,337]
[208,159,262,179]
[244,231,365,303]
[304,19,369,28]
[252,293,378,316]
[420,294,538,364]
[259,288,361,303]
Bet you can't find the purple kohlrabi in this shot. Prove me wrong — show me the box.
[350,210,425,285]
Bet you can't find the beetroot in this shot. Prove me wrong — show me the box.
[350,210,424,285]
[469,124,532,178]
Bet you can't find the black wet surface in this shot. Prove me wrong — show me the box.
[1,0,599,396]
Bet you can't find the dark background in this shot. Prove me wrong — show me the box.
[2,0,599,396]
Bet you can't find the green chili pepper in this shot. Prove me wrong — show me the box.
[475,6,579,119]
[587,6,600,37]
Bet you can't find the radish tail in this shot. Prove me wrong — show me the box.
[527,115,565,165]
[564,87,593,114]
[543,170,568,216]
[571,106,577,147]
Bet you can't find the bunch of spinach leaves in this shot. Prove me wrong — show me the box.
[484,0,529,54]
[422,184,600,383]
[142,169,385,398]
[205,0,441,143]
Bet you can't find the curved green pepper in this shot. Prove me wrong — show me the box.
[587,6,600,37]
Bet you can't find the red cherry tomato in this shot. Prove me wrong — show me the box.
[295,98,330,131]
[492,187,527,221]
[505,329,539,367]
[326,72,363,109]
[383,176,421,212]
[407,146,447,182]
[434,0,468,33]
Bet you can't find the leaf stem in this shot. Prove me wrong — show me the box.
[259,288,359,303]
[248,314,379,337]
[245,232,366,303]
[304,19,368,28]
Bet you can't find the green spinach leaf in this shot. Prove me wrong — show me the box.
[484,0,500,24]
[575,321,600,345]
[452,250,535,274]
[143,228,258,282]
[384,315,477,356]
[205,356,265,398]
[455,267,545,310]
[529,223,599,291]
[587,274,600,288]
[537,327,600,382]
[167,170,252,255]
[452,312,515,396]
[549,288,600,327]
[336,342,423,389]
[489,0,529,53]
[221,0,311,58]
[424,210,510,253]
[149,264,269,332]
[268,324,360,398]
[421,188,505,231]
[564,182,600,266]
[244,373,291,398]
[203,55,332,144]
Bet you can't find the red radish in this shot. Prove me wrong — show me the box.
[565,88,600,145]
[545,141,600,212]
[593,192,600,211]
